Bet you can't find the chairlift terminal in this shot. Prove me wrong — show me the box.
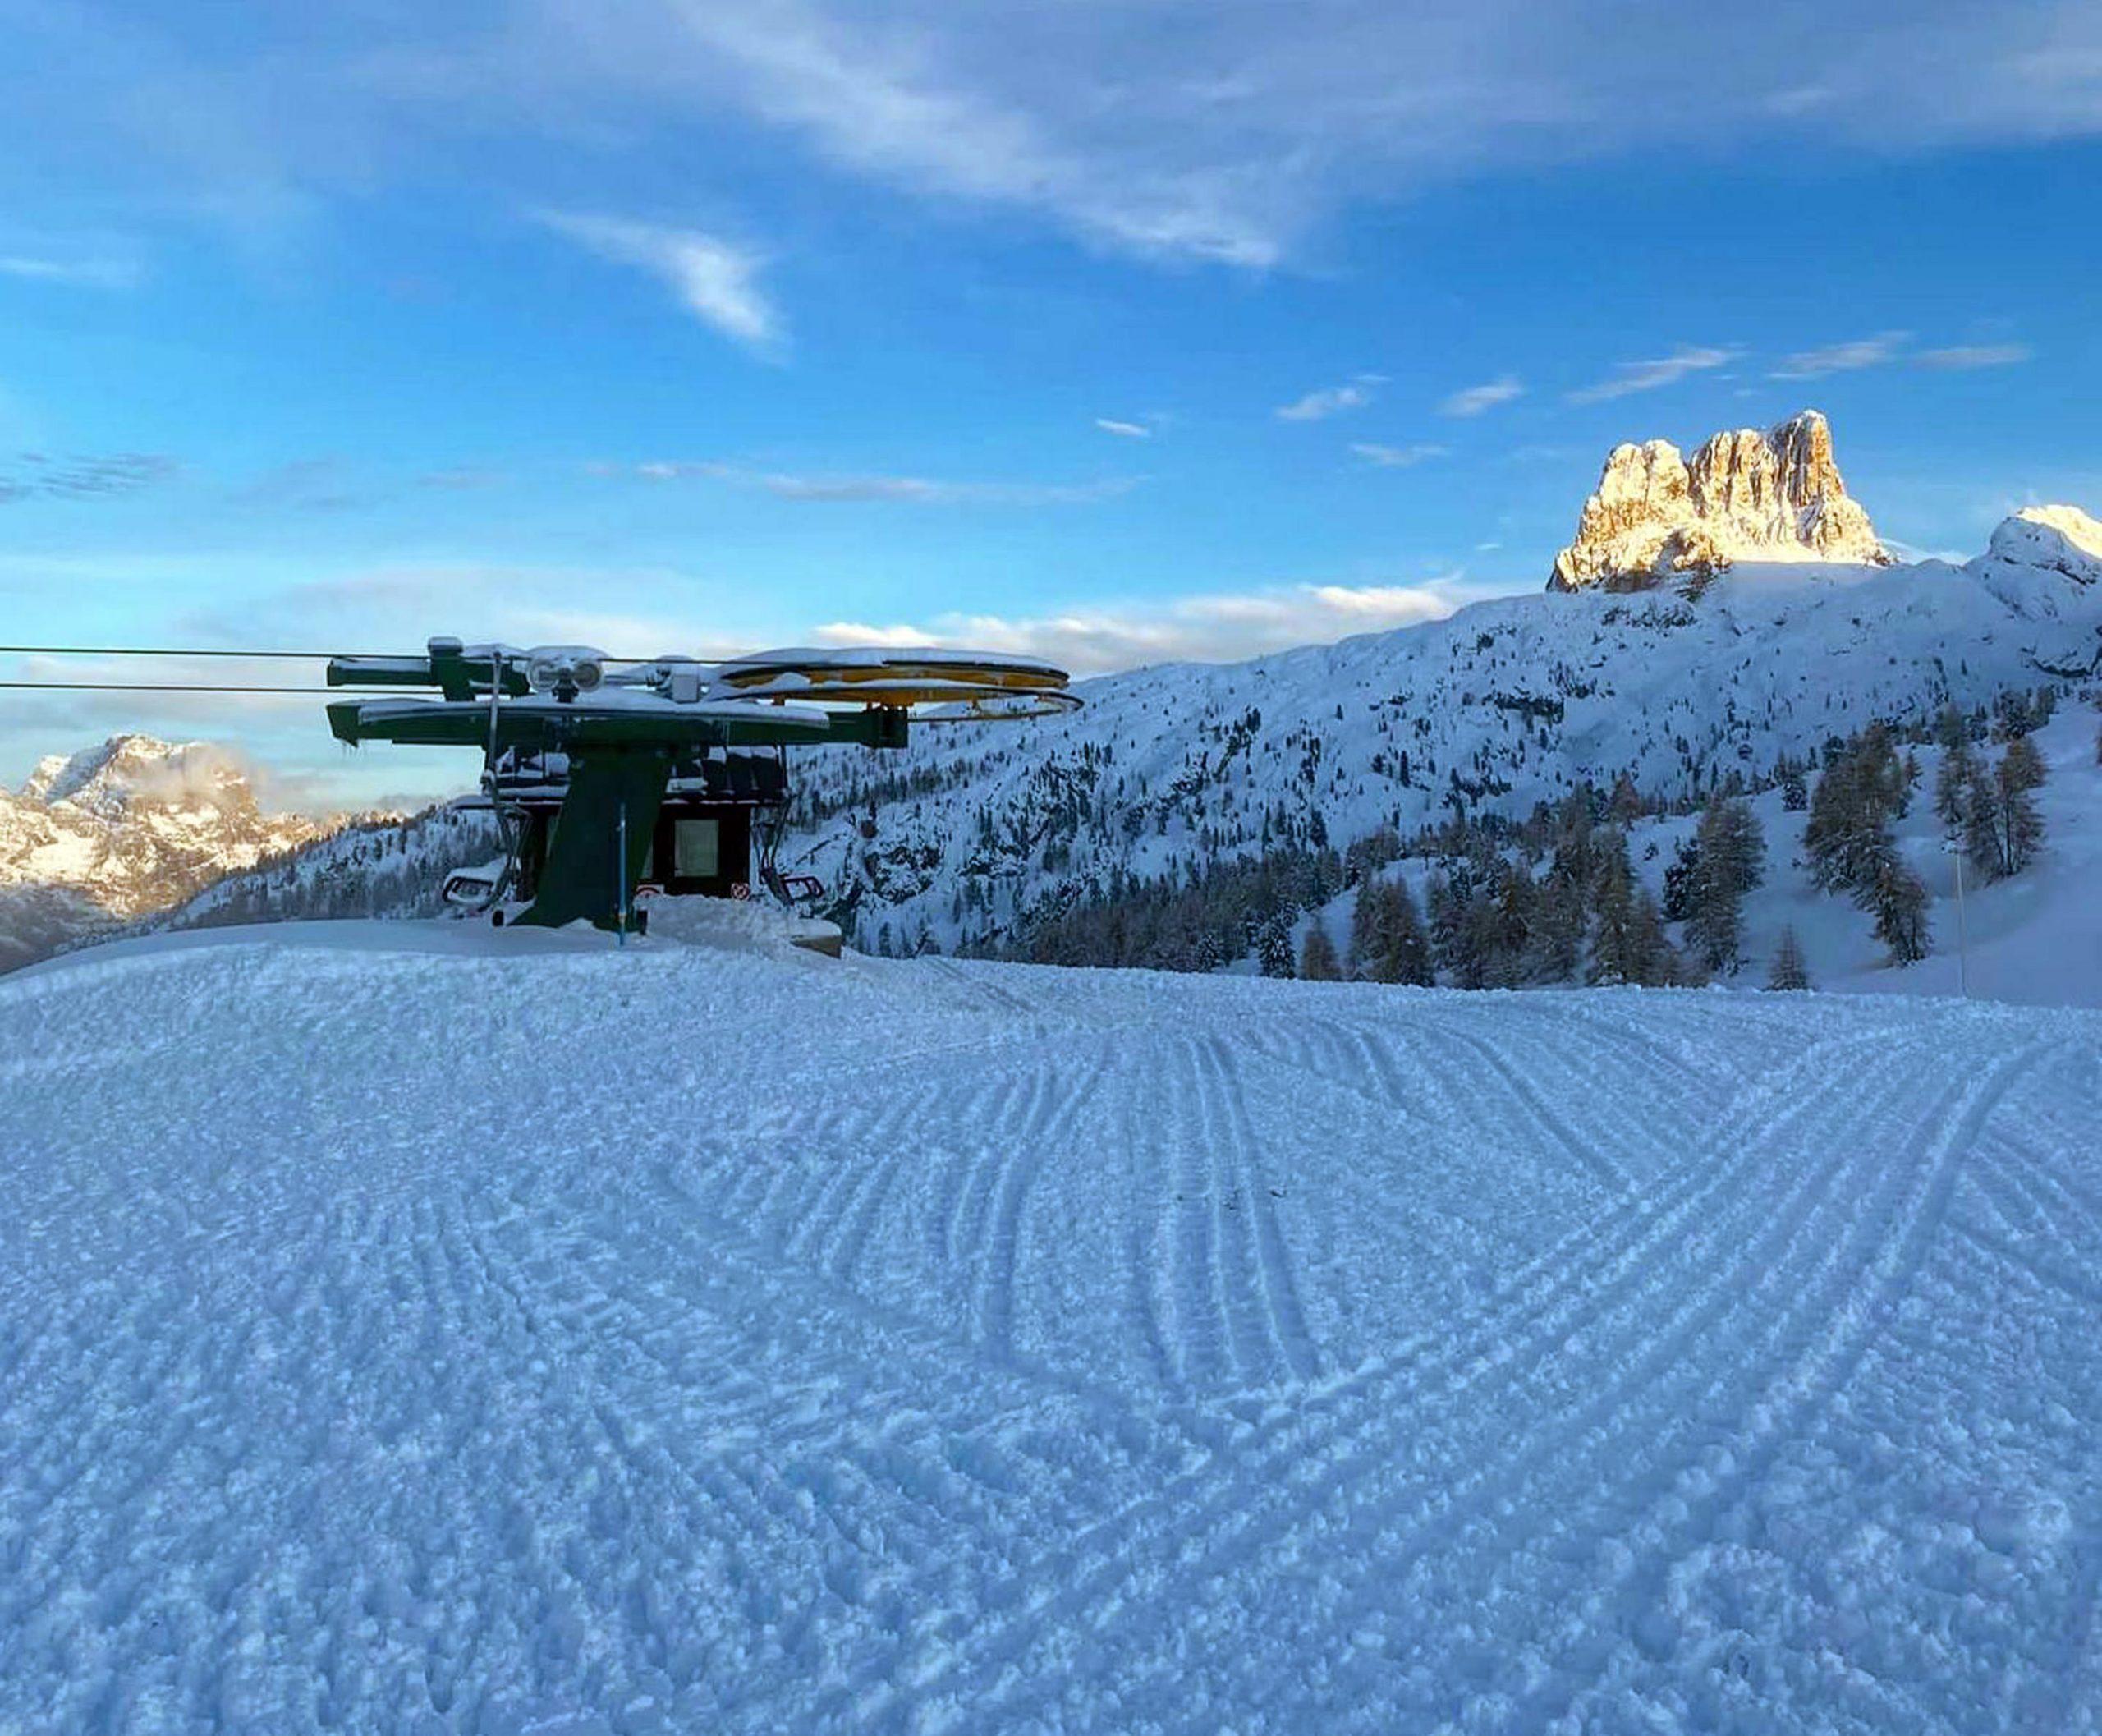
[324,637,1077,933]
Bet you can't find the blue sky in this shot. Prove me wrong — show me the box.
[2,0,2098,805]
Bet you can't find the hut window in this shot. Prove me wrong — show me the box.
[673,817,720,879]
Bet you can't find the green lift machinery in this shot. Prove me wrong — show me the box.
[326,637,1077,933]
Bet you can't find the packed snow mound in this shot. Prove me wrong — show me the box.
[3,930,2099,1733]
[639,890,843,953]
[1549,409,1889,592]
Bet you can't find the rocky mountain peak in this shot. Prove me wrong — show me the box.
[2,735,330,971]
[22,734,201,810]
[1549,410,1890,593]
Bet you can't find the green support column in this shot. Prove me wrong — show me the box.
[513,748,672,929]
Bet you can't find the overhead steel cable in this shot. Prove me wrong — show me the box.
[0,681,427,695]
[0,645,364,660]
[0,644,659,663]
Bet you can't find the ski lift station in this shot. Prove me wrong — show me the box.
[324,637,1078,935]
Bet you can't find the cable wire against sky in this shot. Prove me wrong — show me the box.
[0,682,425,696]
[0,645,659,664]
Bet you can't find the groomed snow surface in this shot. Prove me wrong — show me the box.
[4,926,2100,1734]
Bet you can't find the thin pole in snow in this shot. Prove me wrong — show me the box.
[617,800,629,948]
[1953,848,1967,999]
[1942,835,1968,999]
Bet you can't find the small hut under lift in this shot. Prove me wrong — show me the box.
[324,637,1076,935]
[474,740,787,902]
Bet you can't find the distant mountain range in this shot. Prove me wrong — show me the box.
[8,415,2098,970]
[0,737,333,971]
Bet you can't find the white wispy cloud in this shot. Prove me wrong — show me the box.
[1095,418,1152,439]
[1567,346,1737,403]
[1915,343,2034,370]
[535,212,781,351]
[1277,377,1382,422]
[1439,376,1524,417]
[582,2,1288,266]
[0,254,141,290]
[612,459,1135,506]
[1769,331,1911,379]
[1350,442,1448,468]
[177,564,766,667]
[504,2,2102,270]
[16,3,2102,274]
[812,578,1467,675]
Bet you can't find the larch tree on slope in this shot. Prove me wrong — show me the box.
[1962,733,2049,882]
[1586,830,1677,987]
[1685,794,1766,974]
[1299,921,1342,981]
[1766,925,1811,991]
[1806,723,1932,967]
[1347,876,1433,985]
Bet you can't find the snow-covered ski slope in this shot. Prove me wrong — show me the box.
[5,926,2100,1734]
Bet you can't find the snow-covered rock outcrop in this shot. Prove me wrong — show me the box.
[0,735,336,971]
[1549,410,1889,592]
[1959,504,2102,673]
[1973,505,2102,593]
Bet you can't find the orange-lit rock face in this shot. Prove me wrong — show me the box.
[1550,411,1889,592]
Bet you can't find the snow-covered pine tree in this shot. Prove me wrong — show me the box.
[1257,912,1297,978]
[1346,879,1382,979]
[1381,878,1434,986]
[1804,755,1862,893]
[1765,925,1811,990]
[1483,859,1535,989]
[1660,836,1700,922]
[1585,830,1647,985]
[1427,865,1479,986]
[1608,774,1645,827]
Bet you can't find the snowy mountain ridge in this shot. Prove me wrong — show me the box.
[11,445,2098,973]
[0,734,338,971]
[788,503,2101,957]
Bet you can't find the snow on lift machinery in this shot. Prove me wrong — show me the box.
[324,638,1078,934]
